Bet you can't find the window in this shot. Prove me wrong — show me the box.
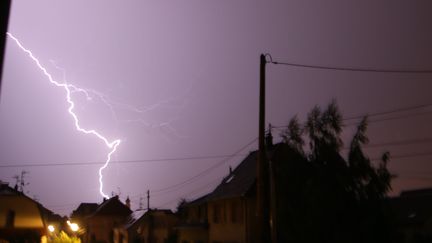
[231,201,237,223]
[213,204,220,223]
[6,210,15,227]
[222,203,227,223]
[231,201,243,224]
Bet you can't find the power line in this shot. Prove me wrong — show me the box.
[337,137,432,151]
[131,137,258,207]
[3,102,430,169]
[386,151,432,160]
[344,110,432,127]
[129,136,256,200]
[0,154,248,168]
[142,137,258,196]
[273,102,432,130]
[267,55,432,74]
[370,151,432,162]
[158,175,224,209]
[394,176,432,181]
[344,103,432,121]
[363,137,432,149]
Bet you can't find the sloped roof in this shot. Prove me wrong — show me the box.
[124,209,147,229]
[124,209,175,229]
[0,182,63,222]
[71,203,99,218]
[205,150,258,201]
[183,143,290,204]
[183,194,209,207]
[91,196,132,217]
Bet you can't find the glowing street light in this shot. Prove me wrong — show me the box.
[47,225,55,233]
[67,220,79,232]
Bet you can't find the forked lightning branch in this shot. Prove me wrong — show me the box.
[6,32,120,199]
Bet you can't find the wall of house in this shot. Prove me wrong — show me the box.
[244,197,256,243]
[0,195,44,228]
[118,211,178,243]
[155,214,178,242]
[184,204,207,224]
[113,227,128,243]
[0,195,45,242]
[207,198,246,243]
[177,227,208,243]
[87,215,125,243]
[125,223,141,243]
[152,227,169,243]
[177,203,208,243]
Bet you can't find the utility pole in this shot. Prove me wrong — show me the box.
[268,124,278,243]
[257,54,271,242]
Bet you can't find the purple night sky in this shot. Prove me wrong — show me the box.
[1,1,432,216]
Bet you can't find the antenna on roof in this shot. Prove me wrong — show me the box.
[139,196,144,210]
[13,170,29,193]
[147,190,150,211]
[126,196,131,209]
[266,123,273,148]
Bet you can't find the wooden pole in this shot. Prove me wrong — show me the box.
[257,54,270,242]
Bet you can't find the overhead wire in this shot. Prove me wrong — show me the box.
[23,55,432,213]
[129,137,258,207]
[344,110,432,126]
[361,137,432,149]
[0,154,248,168]
[378,151,432,161]
[128,136,257,201]
[344,104,432,121]
[1,101,431,169]
[266,54,432,74]
[273,102,432,130]
[158,175,225,209]
[145,136,257,194]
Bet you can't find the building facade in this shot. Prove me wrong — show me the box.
[0,181,63,242]
[177,150,261,243]
[72,196,131,243]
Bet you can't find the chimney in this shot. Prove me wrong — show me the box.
[229,166,233,174]
[0,180,8,190]
[126,196,131,209]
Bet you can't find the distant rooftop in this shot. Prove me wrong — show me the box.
[390,187,432,226]
[205,150,258,201]
[400,188,432,197]
[91,195,132,217]
[71,202,99,218]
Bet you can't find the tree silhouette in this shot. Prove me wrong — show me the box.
[275,101,393,243]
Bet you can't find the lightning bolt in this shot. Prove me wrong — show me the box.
[6,32,120,199]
